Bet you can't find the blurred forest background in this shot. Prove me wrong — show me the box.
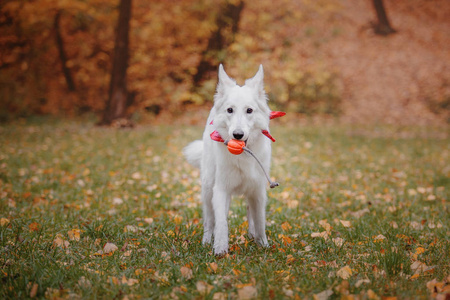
[1,0,449,125]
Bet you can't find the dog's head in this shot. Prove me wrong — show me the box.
[213,65,271,144]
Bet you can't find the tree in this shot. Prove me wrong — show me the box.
[54,10,76,92]
[192,0,244,86]
[372,0,396,36]
[100,0,133,126]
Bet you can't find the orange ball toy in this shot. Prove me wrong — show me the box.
[227,139,246,155]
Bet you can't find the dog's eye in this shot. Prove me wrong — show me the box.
[247,108,253,114]
[227,108,233,114]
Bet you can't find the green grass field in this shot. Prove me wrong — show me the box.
[0,118,449,299]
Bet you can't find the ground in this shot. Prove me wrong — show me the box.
[0,118,449,299]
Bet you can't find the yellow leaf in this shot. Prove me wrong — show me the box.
[373,234,386,242]
[0,218,10,227]
[174,215,183,225]
[336,266,352,279]
[68,229,83,241]
[415,247,425,255]
[367,289,380,300]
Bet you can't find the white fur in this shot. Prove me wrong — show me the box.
[183,64,272,255]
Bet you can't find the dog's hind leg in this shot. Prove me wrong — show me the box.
[247,187,269,247]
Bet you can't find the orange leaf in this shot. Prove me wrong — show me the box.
[281,221,292,231]
[29,222,40,232]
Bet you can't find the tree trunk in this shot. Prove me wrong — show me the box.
[54,11,76,92]
[193,0,244,86]
[100,0,132,125]
[372,0,396,35]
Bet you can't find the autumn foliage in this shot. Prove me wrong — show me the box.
[1,0,449,124]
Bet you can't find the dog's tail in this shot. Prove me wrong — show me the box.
[183,140,203,169]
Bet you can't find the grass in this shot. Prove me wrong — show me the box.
[0,118,449,299]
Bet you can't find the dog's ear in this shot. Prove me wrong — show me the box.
[216,64,236,98]
[245,65,265,98]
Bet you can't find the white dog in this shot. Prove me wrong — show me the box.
[183,64,282,255]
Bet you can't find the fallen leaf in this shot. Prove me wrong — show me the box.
[314,289,333,300]
[29,222,40,232]
[282,287,294,297]
[144,218,154,224]
[311,231,329,240]
[174,215,183,225]
[332,237,344,247]
[196,281,213,294]
[124,225,138,233]
[411,261,436,275]
[411,261,427,275]
[213,292,227,300]
[281,221,292,231]
[131,172,142,179]
[30,282,38,298]
[209,262,218,273]
[373,234,386,242]
[180,266,193,280]
[0,218,10,227]
[286,254,295,264]
[53,234,70,248]
[339,220,351,227]
[121,275,138,286]
[237,285,257,300]
[319,220,331,232]
[278,234,292,246]
[426,279,446,294]
[112,197,123,205]
[336,266,353,279]
[68,229,83,241]
[355,279,371,288]
[367,289,380,300]
[78,276,91,288]
[103,242,118,254]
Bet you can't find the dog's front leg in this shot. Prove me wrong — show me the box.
[247,187,269,247]
[201,182,214,245]
[212,184,230,255]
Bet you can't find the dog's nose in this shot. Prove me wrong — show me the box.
[233,129,244,140]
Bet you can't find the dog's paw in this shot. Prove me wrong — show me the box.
[256,236,269,248]
[202,235,212,245]
[213,241,229,256]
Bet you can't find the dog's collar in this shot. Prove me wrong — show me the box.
[210,111,285,143]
